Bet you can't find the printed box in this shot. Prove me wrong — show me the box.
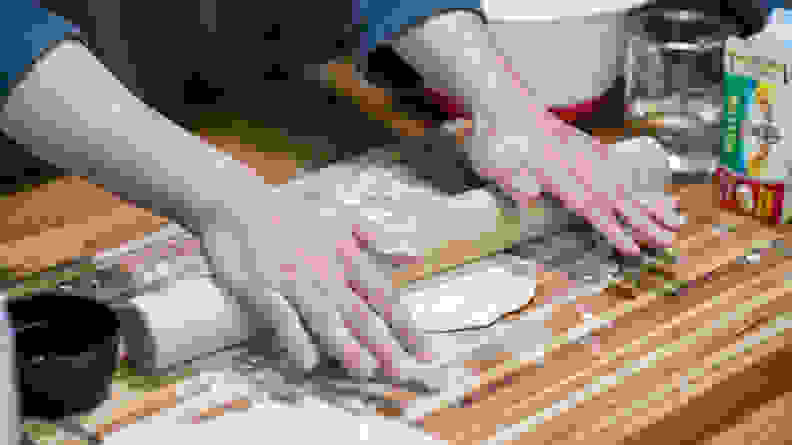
[719,14,792,224]
[721,33,790,180]
[715,166,792,224]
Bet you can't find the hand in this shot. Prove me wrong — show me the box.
[196,164,436,382]
[466,113,683,256]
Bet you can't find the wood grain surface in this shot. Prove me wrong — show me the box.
[56,180,790,445]
[410,182,792,445]
[3,66,789,442]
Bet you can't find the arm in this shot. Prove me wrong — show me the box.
[0,5,262,234]
[389,11,612,162]
[388,10,682,255]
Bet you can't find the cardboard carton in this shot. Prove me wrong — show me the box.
[719,11,792,224]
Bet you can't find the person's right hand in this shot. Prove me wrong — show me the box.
[465,112,683,257]
[196,163,444,384]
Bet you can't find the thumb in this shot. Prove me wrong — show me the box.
[510,169,544,205]
[483,167,543,208]
[200,225,320,371]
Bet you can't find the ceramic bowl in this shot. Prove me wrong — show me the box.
[8,290,120,421]
[484,0,651,108]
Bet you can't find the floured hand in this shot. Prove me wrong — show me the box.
[197,165,439,383]
[468,114,683,256]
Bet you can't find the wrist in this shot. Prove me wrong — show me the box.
[472,102,611,169]
[393,12,612,163]
[176,143,279,233]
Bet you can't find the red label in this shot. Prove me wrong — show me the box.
[716,167,785,224]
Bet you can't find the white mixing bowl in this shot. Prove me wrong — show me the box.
[483,0,651,108]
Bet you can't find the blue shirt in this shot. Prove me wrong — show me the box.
[358,1,483,55]
[1,2,80,101]
[763,0,788,11]
[1,0,482,104]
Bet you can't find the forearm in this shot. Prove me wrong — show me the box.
[391,12,611,161]
[0,41,264,232]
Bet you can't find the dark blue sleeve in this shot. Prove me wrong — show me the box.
[1,2,81,102]
[358,0,484,55]
[762,0,789,11]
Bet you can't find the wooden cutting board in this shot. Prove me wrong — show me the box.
[377,181,792,445]
[18,180,786,445]
[3,63,787,442]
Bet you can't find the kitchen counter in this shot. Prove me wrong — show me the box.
[2,70,790,443]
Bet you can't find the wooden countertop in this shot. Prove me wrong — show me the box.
[409,181,791,445]
[4,136,789,445]
[2,65,788,443]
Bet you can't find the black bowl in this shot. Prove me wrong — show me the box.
[7,290,120,421]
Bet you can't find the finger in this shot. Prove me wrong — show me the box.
[257,286,320,371]
[342,245,432,371]
[511,168,544,204]
[539,173,641,256]
[201,228,319,371]
[606,184,674,249]
[293,256,377,378]
[478,167,514,185]
[344,252,436,372]
[351,225,425,266]
[341,302,449,392]
[583,205,642,256]
[482,167,543,208]
[350,209,424,257]
[340,279,417,379]
[619,221,666,250]
[337,238,435,362]
[351,224,377,250]
[228,275,319,372]
[635,192,684,231]
[617,198,675,249]
[554,148,644,255]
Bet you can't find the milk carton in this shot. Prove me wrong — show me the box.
[718,9,792,224]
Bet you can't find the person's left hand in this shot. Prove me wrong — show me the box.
[462,116,683,254]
